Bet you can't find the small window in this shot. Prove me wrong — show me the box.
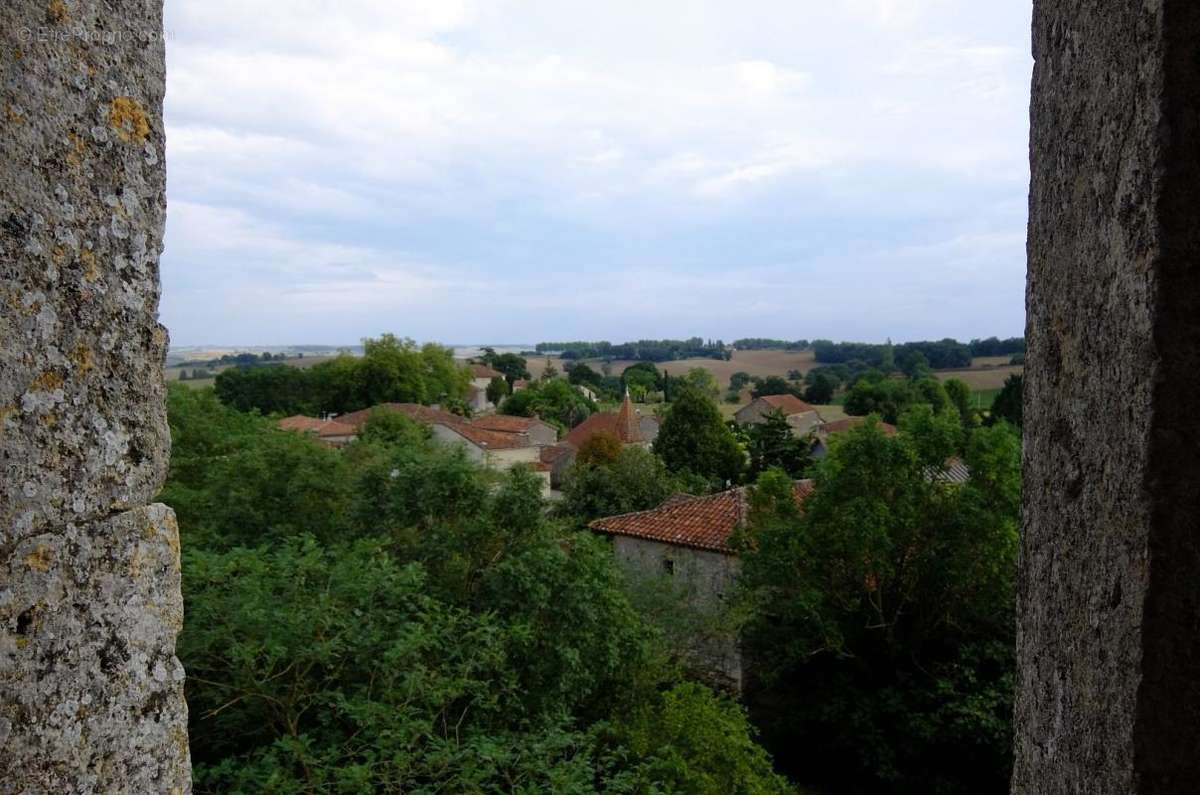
[662,558,675,576]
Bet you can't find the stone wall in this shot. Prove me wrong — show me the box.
[0,1,190,791]
[611,536,743,690]
[1015,1,1200,792]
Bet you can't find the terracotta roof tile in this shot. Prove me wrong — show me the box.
[470,363,504,379]
[565,396,654,447]
[471,415,547,434]
[277,416,357,438]
[435,422,530,450]
[758,394,816,415]
[816,417,898,437]
[590,481,815,555]
[337,403,462,429]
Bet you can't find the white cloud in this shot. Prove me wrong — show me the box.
[160,0,1034,345]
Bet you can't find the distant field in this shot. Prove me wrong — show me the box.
[935,365,1022,391]
[526,349,817,388]
[165,354,342,389]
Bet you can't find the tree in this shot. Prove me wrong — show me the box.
[500,378,595,429]
[747,409,811,478]
[682,367,721,400]
[991,373,1023,427]
[163,381,791,792]
[486,375,510,405]
[614,683,794,794]
[736,417,1020,792]
[803,373,836,404]
[897,349,932,380]
[653,387,745,486]
[480,348,531,385]
[622,362,661,401]
[560,446,683,524]
[943,377,976,427]
[542,357,559,381]
[730,371,754,392]
[752,375,799,399]
[576,430,623,467]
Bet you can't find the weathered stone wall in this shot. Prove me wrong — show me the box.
[0,1,190,792]
[1015,1,1200,792]
[611,536,743,690]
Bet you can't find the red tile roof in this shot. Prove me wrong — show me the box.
[434,422,530,450]
[540,443,575,464]
[816,417,898,437]
[471,415,548,434]
[336,403,462,429]
[470,363,504,379]
[277,416,357,438]
[565,396,654,447]
[758,394,816,416]
[590,481,815,555]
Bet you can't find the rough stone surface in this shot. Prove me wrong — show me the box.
[1016,1,1200,792]
[0,504,190,794]
[1,0,171,541]
[0,2,190,792]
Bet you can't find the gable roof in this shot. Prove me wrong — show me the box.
[470,415,551,434]
[277,416,357,439]
[565,395,654,447]
[336,403,462,430]
[589,481,815,555]
[470,363,504,379]
[815,417,898,438]
[756,394,816,416]
[434,422,530,450]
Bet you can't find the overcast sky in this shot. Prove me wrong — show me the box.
[161,0,1033,348]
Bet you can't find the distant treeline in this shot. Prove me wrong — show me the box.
[732,338,810,351]
[213,335,469,416]
[535,338,731,362]
[812,337,1025,370]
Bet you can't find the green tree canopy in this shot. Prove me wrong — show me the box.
[653,387,745,486]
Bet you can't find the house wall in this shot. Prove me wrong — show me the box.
[431,425,486,463]
[610,535,743,690]
[787,411,821,436]
[526,422,558,446]
[486,446,541,468]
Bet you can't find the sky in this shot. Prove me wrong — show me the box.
[160,0,1034,348]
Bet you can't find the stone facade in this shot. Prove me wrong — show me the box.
[1015,2,1200,792]
[611,535,743,690]
[0,1,190,791]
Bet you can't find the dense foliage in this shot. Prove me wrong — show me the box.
[536,338,731,362]
[213,334,469,417]
[732,338,810,351]
[812,339,974,370]
[162,384,790,793]
[653,387,745,486]
[498,378,596,430]
[736,417,1021,794]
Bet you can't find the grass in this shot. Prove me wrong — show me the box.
[971,389,1002,410]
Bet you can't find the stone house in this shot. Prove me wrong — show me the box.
[469,414,557,446]
[430,422,551,492]
[468,363,505,412]
[589,481,815,691]
[735,394,823,435]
